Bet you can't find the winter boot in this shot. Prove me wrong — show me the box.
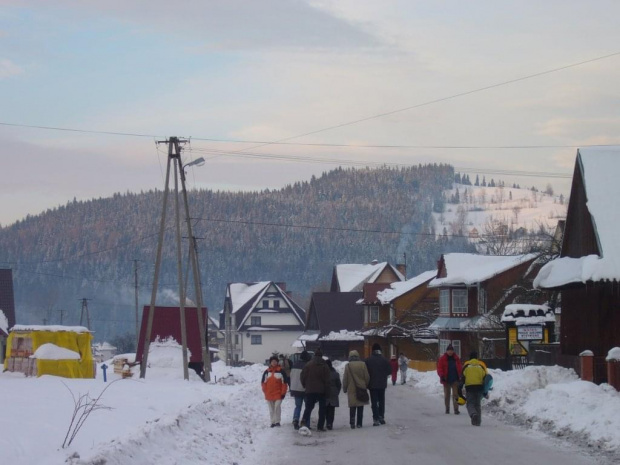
[293,419,300,430]
[349,408,356,429]
[356,407,364,428]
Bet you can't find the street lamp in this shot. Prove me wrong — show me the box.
[184,157,205,169]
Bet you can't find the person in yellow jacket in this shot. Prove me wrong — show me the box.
[262,355,289,427]
[461,351,487,426]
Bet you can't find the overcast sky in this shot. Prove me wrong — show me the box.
[1,1,619,226]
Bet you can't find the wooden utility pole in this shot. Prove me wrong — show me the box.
[134,259,139,346]
[79,298,91,329]
[140,137,210,381]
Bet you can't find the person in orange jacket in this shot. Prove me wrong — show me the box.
[262,355,288,427]
[389,355,398,386]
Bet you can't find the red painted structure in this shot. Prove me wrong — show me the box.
[136,306,207,364]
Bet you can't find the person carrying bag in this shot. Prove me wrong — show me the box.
[342,350,370,429]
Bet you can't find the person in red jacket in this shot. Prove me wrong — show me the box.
[437,344,462,414]
[262,355,288,427]
[389,355,398,386]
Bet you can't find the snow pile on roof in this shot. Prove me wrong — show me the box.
[319,330,364,341]
[11,324,90,333]
[30,343,80,360]
[377,270,437,304]
[229,282,270,312]
[246,326,281,331]
[535,148,620,288]
[94,341,117,350]
[501,304,555,325]
[336,262,404,292]
[0,309,8,335]
[606,347,620,362]
[298,332,319,341]
[429,253,537,286]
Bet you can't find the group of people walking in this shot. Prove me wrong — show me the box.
[261,343,490,431]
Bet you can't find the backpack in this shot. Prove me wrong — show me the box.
[463,361,486,386]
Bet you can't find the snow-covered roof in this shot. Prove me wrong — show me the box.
[501,304,555,325]
[376,270,437,304]
[429,315,498,330]
[297,332,319,341]
[429,253,537,287]
[94,342,117,350]
[318,330,364,341]
[0,310,8,336]
[245,326,281,331]
[536,148,620,288]
[11,324,91,333]
[31,343,80,360]
[335,262,404,292]
[229,282,271,313]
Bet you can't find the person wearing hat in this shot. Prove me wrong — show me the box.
[365,343,392,426]
[261,355,288,427]
[300,348,331,431]
[389,355,398,386]
[462,351,488,426]
[289,350,311,430]
[437,344,463,414]
[342,349,370,428]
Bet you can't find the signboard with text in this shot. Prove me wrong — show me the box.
[517,325,544,341]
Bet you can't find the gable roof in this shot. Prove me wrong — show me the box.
[429,253,537,287]
[535,147,620,288]
[226,281,305,330]
[333,262,405,292]
[377,270,437,304]
[308,292,363,336]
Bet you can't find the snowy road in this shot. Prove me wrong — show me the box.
[248,382,602,465]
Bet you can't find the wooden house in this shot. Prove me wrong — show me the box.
[301,291,364,360]
[361,270,439,364]
[330,260,405,292]
[534,148,620,380]
[428,253,538,367]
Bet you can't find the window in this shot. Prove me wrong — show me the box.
[370,306,379,323]
[439,290,450,315]
[273,300,280,309]
[251,335,262,345]
[251,316,261,326]
[451,339,462,358]
[478,288,487,314]
[234,334,239,345]
[262,299,269,309]
[452,289,468,314]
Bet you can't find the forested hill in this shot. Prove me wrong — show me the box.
[0,164,474,343]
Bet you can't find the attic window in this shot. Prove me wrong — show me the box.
[273,300,280,309]
[251,316,261,326]
[262,300,269,309]
[452,289,468,314]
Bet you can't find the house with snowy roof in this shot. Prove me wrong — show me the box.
[219,282,305,364]
[534,148,620,379]
[301,291,364,360]
[362,270,439,364]
[330,260,406,292]
[428,252,538,366]
[92,341,118,362]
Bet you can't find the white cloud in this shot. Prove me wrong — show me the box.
[0,59,23,79]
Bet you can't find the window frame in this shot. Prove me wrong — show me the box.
[452,289,468,314]
[251,334,262,345]
[439,290,450,315]
[250,316,261,326]
[369,305,380,323]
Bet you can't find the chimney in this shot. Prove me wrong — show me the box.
[396,263,407,279]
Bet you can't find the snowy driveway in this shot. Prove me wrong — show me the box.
[248,382,601,465]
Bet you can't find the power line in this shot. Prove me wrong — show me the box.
[187,146,572,179]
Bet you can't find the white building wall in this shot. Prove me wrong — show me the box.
[240,331,303,364]
[249,312,299,326]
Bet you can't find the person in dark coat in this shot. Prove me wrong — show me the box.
[324,359,342,430]
[342,350,370,429]
[289,350,311,429]
[389,355,398,386]
[437,344,463,414]
[365,343,392,426]
[300,348,331,431]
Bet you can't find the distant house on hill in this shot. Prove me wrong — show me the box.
[92,341,118,362]
[534,148,620,380]
[363,270,439,365]
[428,252,538,367]
[219,282,305,364]
[0,269,16,364]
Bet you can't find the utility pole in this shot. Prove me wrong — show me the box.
[141,137,200,381]
[58,308,66,325]
[79,299,91,330]
[134,259,140,346]
[224,294,233,366]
